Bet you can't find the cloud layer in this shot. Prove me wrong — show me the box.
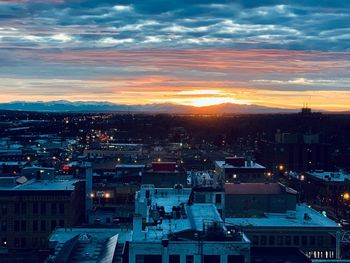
[0,0,350,110]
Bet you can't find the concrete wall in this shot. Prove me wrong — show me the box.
[225,193,296,216]
[129,240,250,263]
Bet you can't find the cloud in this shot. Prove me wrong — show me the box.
[112,5,133,12]
[0,1,350,51]
[0,0,350,110]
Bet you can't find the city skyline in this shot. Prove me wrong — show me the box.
[1,1,350,111]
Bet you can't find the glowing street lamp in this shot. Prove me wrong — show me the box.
[343,192,350,201]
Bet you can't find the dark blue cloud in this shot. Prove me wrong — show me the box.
[0,0,349,51]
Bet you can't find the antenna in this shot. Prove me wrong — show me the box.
[308,95,312,108]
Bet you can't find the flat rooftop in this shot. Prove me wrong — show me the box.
[0,178,80,191]
[50,228,130,244]
[49,228,130,263]
[187,203,223,231]
[215,160,265,169]
[135,204,234,241]
[225,204,341,229]
[138,187,191,213]
[116,164,145,168]
[306,170,350,182]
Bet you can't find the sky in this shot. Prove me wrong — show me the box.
[1,0,350,110]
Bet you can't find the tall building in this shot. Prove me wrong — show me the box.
[131,185,251,263]
[215,157,267,183]
[257,131,331,173]
[0,177,85,256]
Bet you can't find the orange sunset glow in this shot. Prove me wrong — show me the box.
[0,0,349,113]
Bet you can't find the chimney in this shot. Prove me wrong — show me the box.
[133,214,143,240]
[85,162,93,222]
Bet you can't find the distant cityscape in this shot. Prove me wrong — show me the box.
[0,107,349,262]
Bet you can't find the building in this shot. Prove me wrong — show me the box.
[224,183,297,217]
[116,164,145,184]
[257,131,331,173]
[142,162,188,188]
[0,177,85,253]
[84,143,143,159]
[190,177,341,260]
[130,185,251,263]
[224,183,339,259]
[215,157,267,183]
[46,228,127,263]
[298,170,350,219]
[225,203,340,260]
[89,183,137,223]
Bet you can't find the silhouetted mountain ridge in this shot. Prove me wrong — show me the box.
[0,101,296,114]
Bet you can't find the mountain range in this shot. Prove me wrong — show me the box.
[0,100,296,114]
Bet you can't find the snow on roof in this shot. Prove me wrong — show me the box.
[9,178,80,191]
[187,203,223,231]
[49,228,129,263]
[215,160,265,169]
[0,161,27,166]
[307,170,350,182]
[150,188,191,213]
[116,164,145,168]
[225,204,340,229]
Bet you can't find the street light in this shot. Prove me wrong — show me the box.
[343,192,350,201]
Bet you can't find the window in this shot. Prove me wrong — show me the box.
[40,203,46,215]
[21,238,26,248]
[252,235,259,245]
[21,220,26,232]
[269,235,275,246]
[40,220,46,231]
[310,236,316,246]
[14,220,20,232]
[1,221,7,232]
[59,220,64,228]
[32,238,38,248]
[186,255,194,263]
[285,236,291,246]
[33,203,38,214]
[1,204,7,215]
[277,236,283,246]
[260,235,267,246]
[15,203,20,213]
[59,203,65,214]
[204,255,220,263]
[33,220,38,232]
[51,220,57,231]
[135,255,162,263]
[317,236,323,246]
[14,238,20,248]
[215,194,222,204]
[302,236,307,246]
[228,255,244,263]
[21,203,27,215]
[169,255,180,263]
[293,236,299,246]
[51,203,57,215]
